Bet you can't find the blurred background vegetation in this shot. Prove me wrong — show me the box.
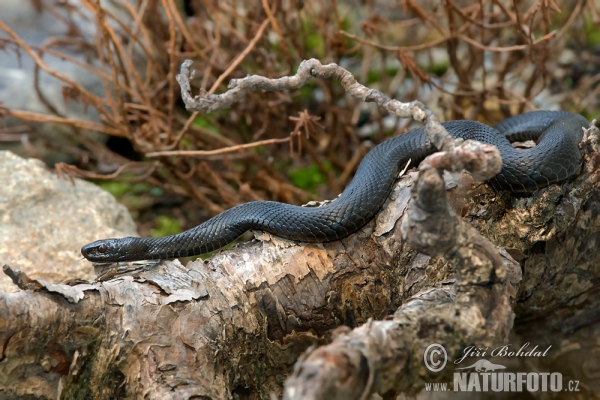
[1,0,598,245]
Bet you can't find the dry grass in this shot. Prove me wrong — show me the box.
[1,0,598,232]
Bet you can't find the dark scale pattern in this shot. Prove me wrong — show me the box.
[81,111,589,262]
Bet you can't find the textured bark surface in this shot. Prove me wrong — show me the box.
[1,174,445,398]
[2,142,599,398]
[1,59,598,399]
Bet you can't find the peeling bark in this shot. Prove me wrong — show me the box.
[1,60,599,399]
[0,174,460,398]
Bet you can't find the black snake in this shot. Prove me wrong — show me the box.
[82,111,588,262]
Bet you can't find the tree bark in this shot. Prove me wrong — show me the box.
[0,170,510,399]
[1,60,599,399]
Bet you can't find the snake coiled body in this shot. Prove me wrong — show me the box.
[82,111,588,262]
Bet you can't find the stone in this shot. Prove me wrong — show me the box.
[0,0,146,165]
[0,151,137,292]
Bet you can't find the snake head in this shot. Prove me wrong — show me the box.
[81,237,138,262]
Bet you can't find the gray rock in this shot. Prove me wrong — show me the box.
[0,151,137,292]
[0,0,147,165]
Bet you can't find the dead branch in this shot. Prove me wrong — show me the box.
[176,58,501,173]
[1,2,599,393]
[1,0,595,235]
[3,58,598,399]
[282,121,599,398]
[283,166,518,398]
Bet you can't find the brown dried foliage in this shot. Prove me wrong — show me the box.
[0,0,598,231]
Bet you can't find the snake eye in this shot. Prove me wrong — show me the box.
[98,244,108,253]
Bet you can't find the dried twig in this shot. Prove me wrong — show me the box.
[176,59,501,180]
[55,161,158,181]
[208,18,270,94]
[146,132,300,158]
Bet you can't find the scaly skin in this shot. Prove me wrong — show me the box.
[81,111,588,262]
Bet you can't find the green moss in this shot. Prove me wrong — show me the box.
[288,162,332,191]
[367,69,382,84]
[179,137,193,148]
[299,81,319,103]
[306,32,324,57]
[427,62,449,76]
[589,30,600,46]
[193,116,219,133]
[96,181,132,199]
[149,215,184,237]
[149,186,165,197]
[367,66,401,84]
[564,76,574,89]
[339,16,352,32]
[578,109,593,121]
[586,17,600,45]
[302,17,325,57]
[95,180,157,200]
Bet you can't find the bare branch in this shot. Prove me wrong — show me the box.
[176,59,502,183]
